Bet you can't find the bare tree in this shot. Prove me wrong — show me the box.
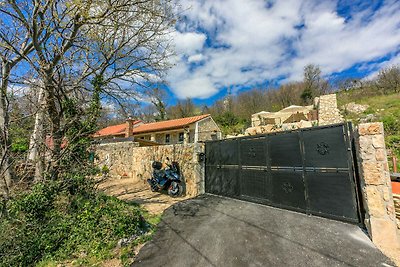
[376,65,400,94]
[0,0,175,180]
[0,2,35,197]
[168,98,197,119]
[146,87,168,121]
[272,82,304,108]
[231,88,270,119]
[301,64,329,104]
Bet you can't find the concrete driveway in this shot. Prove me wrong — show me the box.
[133,194,394,267]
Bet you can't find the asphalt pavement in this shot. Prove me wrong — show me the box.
[133,194,394,267]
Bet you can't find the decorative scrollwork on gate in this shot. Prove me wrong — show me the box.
[282,182,293,193]
[247,147,256,158]
[316,142,330,155]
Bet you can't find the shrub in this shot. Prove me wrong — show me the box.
[11,137,29,153]
[0,177,149,267]
[382,113,400,136]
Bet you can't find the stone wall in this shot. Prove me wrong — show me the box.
[245,93,343,136]
[316,94,344,125]
[96,141,140,178]
[355,122,399,249]
[394,193,400,228]
[95,142,205,197]
[245,120,313,136]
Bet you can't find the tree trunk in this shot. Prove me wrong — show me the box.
[27,85,46,182]
[0,62,13,198]
[44,81,62,180]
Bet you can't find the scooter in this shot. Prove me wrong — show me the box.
[147,158,183,197]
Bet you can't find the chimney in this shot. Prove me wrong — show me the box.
[125,117,134,137]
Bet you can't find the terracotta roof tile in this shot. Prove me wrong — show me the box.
[95,115,210,137]
[94,120,142,137]
[132,114,210,134]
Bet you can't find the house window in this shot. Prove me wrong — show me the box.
[178,132,184,143]
[165,134,170,144]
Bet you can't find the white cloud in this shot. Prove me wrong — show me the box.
[289,1,400,79]
[167,0,400,99]
[187,53,204,63]
[364,53,400,80]
[172,31,207,55]
[172,75,217,99]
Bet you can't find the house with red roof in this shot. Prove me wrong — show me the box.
[94,114,222,145]
[94,119,143,139]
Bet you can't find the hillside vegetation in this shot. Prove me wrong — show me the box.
[337,90,400,171]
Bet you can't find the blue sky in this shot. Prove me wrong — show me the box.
[164,0,400,106]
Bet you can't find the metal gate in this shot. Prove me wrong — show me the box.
[205,123,361,223]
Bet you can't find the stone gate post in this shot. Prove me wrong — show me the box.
[355,122,399,249]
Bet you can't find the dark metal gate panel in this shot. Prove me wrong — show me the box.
[302,126,349,169]
[205,139,239,197]
[269,132,302,168]
[205,166,220,195]
[300,124,359,222]
[219,139,239,165]
[205,167,239,197]
[205,141,220,166]
[271,171,306,211]
[240,169,269,200]
[305,172,358,221]
[220,168,240,197]
[205,123,361,224]
[240,137,267,167]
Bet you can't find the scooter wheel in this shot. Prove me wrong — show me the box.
[168,182,182,197]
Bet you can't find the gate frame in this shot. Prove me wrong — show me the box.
[205,122,363,225]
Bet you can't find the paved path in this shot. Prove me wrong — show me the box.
[134,194,394,267]
[98,178,189,214]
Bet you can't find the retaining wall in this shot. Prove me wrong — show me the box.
[96,142,205,197]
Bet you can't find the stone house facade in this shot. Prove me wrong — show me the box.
[94,114,222,145]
